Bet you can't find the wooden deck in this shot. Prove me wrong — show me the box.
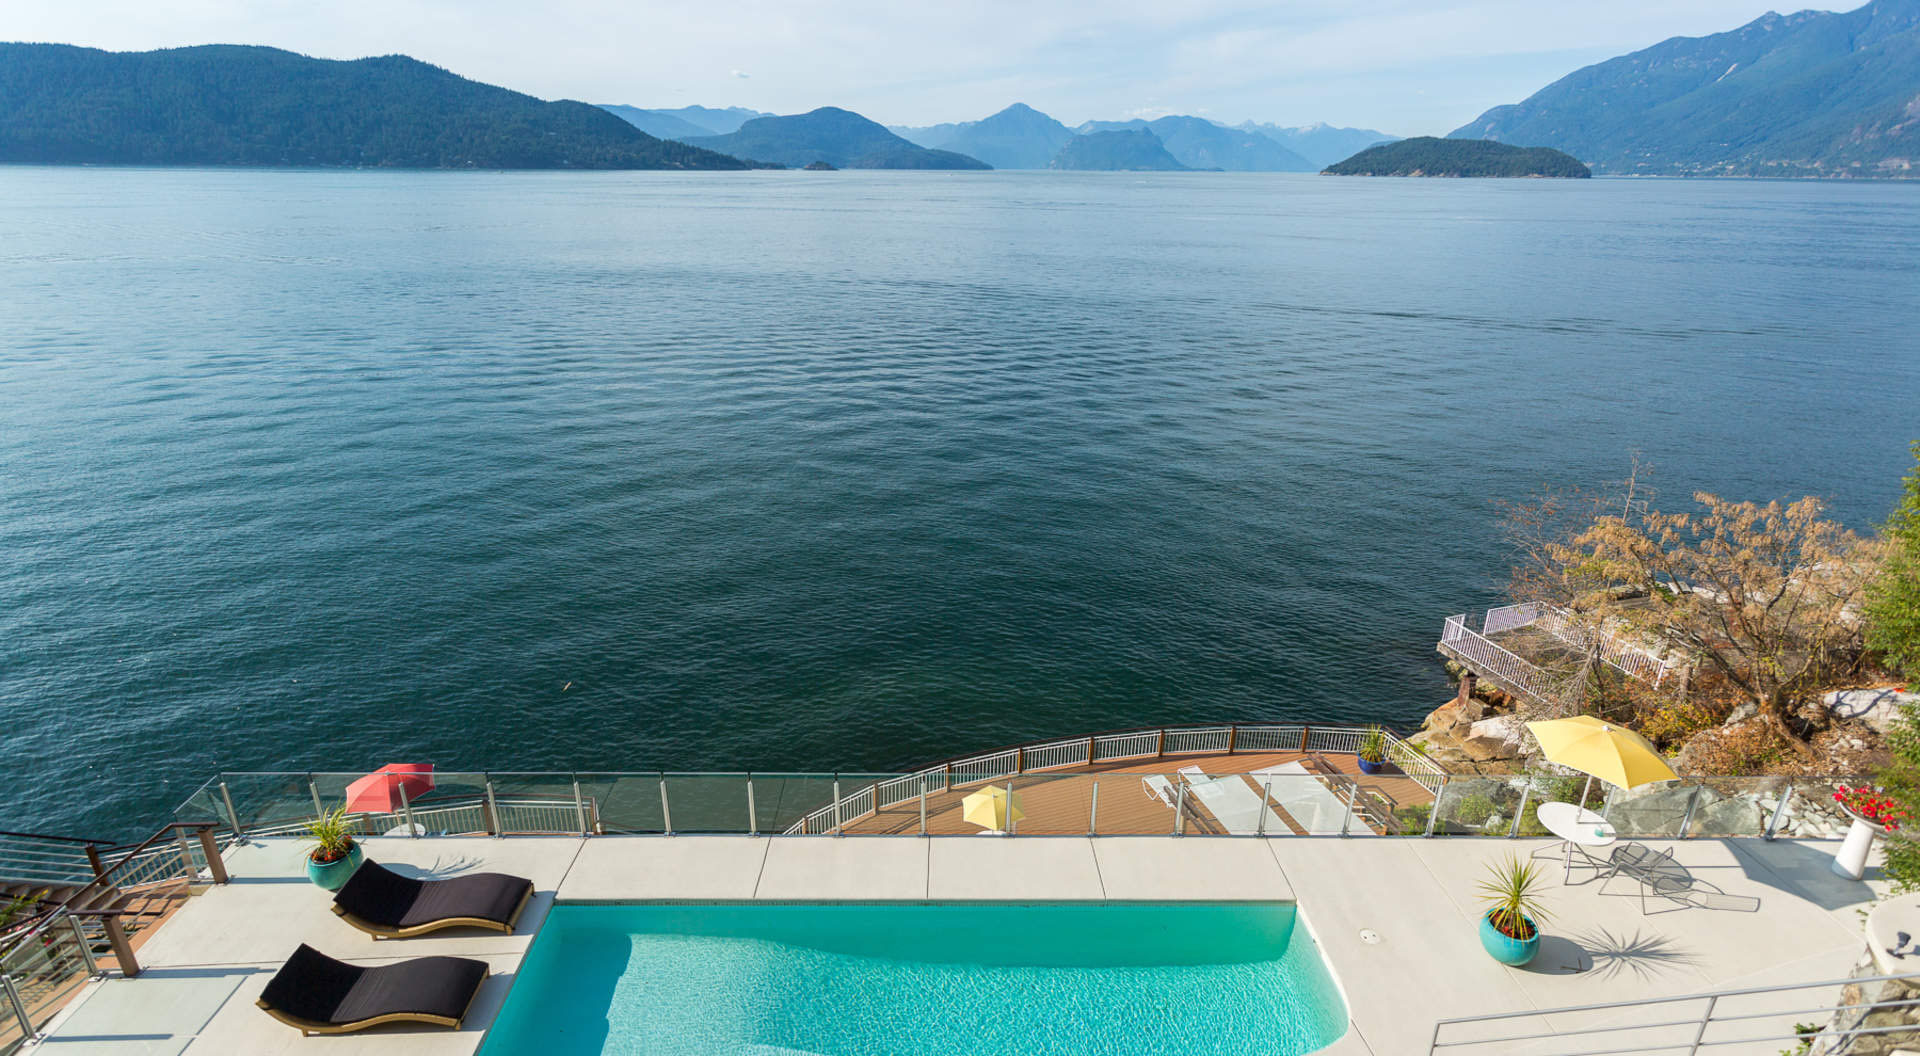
[836,751,1435,836]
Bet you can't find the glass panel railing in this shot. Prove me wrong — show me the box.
[574,773,666,834]
[156,769,1867,840]
[1092,772,1181,836]
[740,774,837,835]
[659,774,752,835]
[0,912,98,1054]
[1677,776,1791,838]
[1767,776,1875,840]
[1429,776,1523,836]
[486,773,592,836]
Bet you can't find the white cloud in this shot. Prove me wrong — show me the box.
[4,0,1807,133]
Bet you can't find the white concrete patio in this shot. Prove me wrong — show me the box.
[23,833,1886,1056]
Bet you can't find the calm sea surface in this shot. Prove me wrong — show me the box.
[2,168,1917,836]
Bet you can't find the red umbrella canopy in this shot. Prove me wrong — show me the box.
[343,764,435,814]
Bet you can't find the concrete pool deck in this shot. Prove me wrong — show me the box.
[25,833,1886,1055]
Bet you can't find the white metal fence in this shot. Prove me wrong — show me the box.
[1478,603,1683,686]
[1439,614,1561,709]
[785,722,1447,834]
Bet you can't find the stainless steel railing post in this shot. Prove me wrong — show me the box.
[1173,781,1186,836]
[1679,784,1702,839]
[832,779,843,837]
[1509,785,1532,838]
[218,781,244,841]
[1257,781,1271,836]
[574,778,589,837]
[1425,777,1449,838]
[309,776,324,819]
[67,913,99,976]
[398,782,417,838]
[747,779,758,837]
[2,974,35,1043]
[1007,782,1017,837]
[1088,781,1100,837]
[1687,994,1718,1055]
[919,776,928,837]
[659,778,673,836]
[1341,783,1356,837]
[1765,784,1794,840]
[484,779,501,837]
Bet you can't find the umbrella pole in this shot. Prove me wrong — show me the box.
[1580,775,1593,811]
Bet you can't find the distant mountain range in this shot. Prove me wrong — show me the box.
[599,104,772,139]
[1451,0,1920,176]
[1235,123,1400,169]
[931,104,1076,170]
[1051,129,1188,171]
[681,107,991,169]
[1077,117,1314,171]
[888,104,1369,170]
[0,44,751,169]
[1323,137,1591,178]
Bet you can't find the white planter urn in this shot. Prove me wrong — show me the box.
[1832,808,1887,880]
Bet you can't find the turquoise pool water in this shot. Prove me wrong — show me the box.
[480,902,1347,1056]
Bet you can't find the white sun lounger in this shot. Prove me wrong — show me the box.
[1142,774,1177,807]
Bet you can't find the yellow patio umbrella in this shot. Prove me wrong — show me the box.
[961,784,1025,833]
[1526,715,1678,801]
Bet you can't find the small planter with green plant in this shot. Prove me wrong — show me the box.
[1478,854,1550,966]
[304,804,366,891]
[1356,726,1389,775]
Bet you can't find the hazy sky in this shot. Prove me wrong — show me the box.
[10,1,1823,134]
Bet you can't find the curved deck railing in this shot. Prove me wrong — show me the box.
[783,722,1446,835]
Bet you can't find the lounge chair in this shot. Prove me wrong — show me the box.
[1142,775,1177,807]
[332,859,533,939]
[1600,842,1762,914]
[256,943,487,1036]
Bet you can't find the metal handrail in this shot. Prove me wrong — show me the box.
[0,821,226,980]
[1429,971,1917,1055]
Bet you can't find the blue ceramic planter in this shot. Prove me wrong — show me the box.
[305,843,364,891]
[1478,911,1540,966]
[1356,757,1385,775]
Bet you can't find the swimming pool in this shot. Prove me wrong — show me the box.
[480,901,1347,1056]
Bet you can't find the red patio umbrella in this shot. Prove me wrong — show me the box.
[344,764,435,814]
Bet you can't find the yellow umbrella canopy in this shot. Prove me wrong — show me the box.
[1525,715,1678,790]
[960,785,1025,831]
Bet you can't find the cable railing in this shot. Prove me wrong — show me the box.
[0,822,228,1053]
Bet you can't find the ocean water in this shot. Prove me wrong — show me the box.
[477,902,1347,1056]
[1,168,1917,837]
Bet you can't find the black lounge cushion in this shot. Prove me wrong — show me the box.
[333,859,532,931]
[260,943,486,1027]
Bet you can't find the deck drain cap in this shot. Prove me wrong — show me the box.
[1359,929,1381,945]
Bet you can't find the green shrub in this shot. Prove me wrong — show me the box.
[1451,793,1497,828]
[1867,441,1920,681]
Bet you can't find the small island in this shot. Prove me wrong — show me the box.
[1322,136,1591,178]
[803,160,837,171]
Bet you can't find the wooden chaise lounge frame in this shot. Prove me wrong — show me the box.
[256,943,488,1036]
[330,859,535,939]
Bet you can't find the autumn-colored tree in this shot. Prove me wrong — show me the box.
[1552,494,1881,757]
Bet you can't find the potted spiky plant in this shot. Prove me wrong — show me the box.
[1477,854,1549,966]
[1356,726,1389,775]
[304,804,365,891]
